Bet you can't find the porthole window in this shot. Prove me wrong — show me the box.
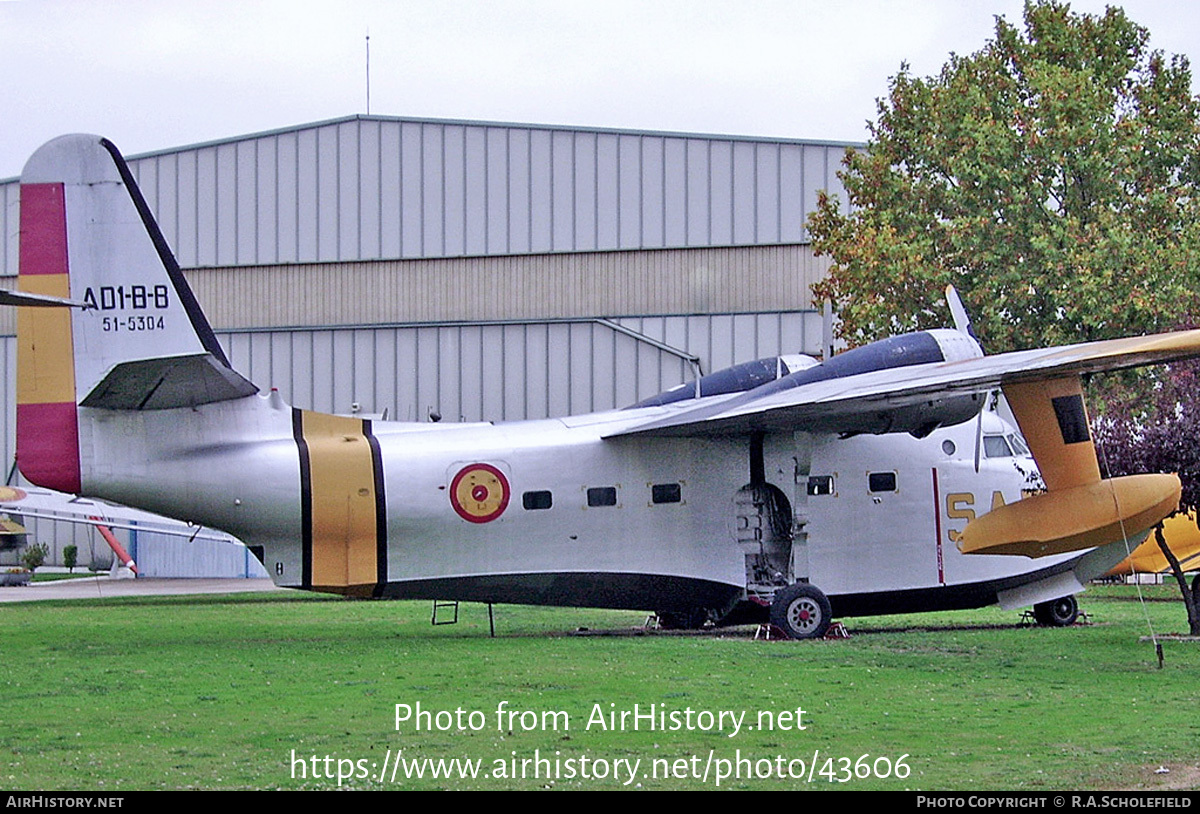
[651,483,681,504]
[587,486,617,507]
[807,475,834,496]
[522,490,553,510]
[868,471,897,493]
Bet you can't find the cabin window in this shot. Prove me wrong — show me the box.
[587,486,618,507]
[651,483,682,504]
[868,471,897,493]
[522,490,553,510]
[807,475,834,496]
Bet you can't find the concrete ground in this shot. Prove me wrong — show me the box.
[0,575,281,602]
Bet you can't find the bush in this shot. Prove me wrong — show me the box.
[63,544,77,573]
[20,542,48,572]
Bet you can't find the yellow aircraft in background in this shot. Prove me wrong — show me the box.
[1107,512,1200,577]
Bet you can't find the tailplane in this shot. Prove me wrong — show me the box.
[16,134,256,492]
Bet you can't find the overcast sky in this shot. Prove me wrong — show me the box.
[2,0,1199,179]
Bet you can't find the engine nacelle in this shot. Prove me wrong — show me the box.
[758,329,986,436]
[788,328,981,381]
[632,353,820,408]
[633,329,986,437]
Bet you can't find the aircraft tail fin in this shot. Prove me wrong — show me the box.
[17,134,256,492]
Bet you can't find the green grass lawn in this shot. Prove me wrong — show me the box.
[1,586,1197,791]
[30,572,102,582]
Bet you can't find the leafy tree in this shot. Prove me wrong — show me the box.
[1093,358,1200,635]
[809,0,1200,629]
[63,544,77,574]
[809,0,1200,352]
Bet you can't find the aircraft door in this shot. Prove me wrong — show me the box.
[733,432,795,601]
[734,481,793,599]
[792,431,814,582]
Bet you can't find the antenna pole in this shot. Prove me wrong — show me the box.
[365,31,371,115]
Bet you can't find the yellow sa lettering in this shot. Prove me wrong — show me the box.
[945,491,1007,542]
[945,493,974,544]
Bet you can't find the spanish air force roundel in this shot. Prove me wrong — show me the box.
[449,463,510,523]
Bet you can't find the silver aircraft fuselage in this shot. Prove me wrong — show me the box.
[78,389,1099,618]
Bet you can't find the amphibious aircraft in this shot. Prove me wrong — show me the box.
[12,133,1200,637]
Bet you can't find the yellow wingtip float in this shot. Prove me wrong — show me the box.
[956,372,1184,559]
[959,473,1181,558]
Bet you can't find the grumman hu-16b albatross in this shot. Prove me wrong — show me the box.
[13,134,1200,638]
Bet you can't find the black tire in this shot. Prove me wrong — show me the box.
[770,583,832,640]
[1032,595,1078,627]
[1191,574,1200,608]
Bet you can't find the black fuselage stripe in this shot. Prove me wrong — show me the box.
[292,408,313,588]
[363,419,388,593]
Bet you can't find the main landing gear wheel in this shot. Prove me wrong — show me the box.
[1032,595,1079,627]
[770,583,832,640]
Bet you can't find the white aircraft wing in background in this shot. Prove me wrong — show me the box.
[0,485,239,543]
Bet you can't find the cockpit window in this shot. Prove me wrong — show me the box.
[982,435,1013,458]
[1008,434,1030,455]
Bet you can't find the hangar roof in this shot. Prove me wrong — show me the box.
[1,114,858,275]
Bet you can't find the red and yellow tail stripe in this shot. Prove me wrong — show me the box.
[16,183,80,494]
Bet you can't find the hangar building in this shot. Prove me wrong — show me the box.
[0,115,857,571]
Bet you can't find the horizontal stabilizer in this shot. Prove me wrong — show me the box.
[0,289,89,309]
[79,353,258,410]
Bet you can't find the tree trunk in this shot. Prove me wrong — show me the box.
[1153,522,1200,636]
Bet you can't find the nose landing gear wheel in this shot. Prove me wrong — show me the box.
[770,583,832,640]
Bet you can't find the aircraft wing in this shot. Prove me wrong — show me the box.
[0,486,238,542]
[606,329,1200,439]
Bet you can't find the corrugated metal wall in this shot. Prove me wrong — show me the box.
[222,311,817,421]
[0,244,829,336]
[130,532,269,579]
[185,244,828,330]
[1,115,854,276]
[1,181,16,280]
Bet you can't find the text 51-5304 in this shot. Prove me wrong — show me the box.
[101,315,165,332]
